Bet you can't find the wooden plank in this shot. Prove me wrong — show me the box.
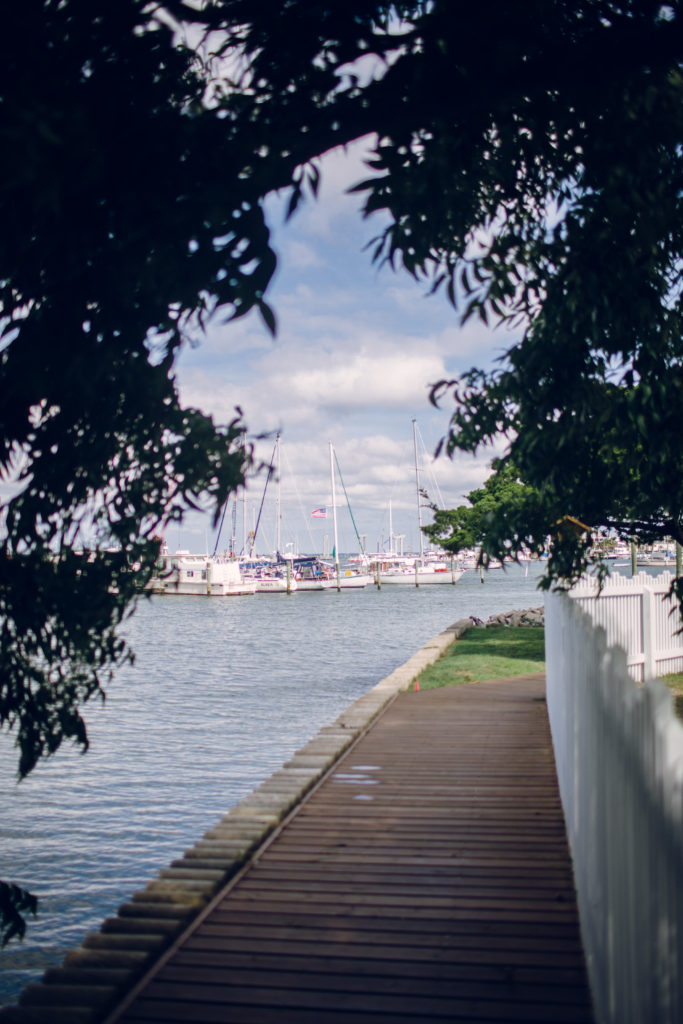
[183,909,584,940]
[170,948,590,983]
[185,921,586,952]
[155,963,592,1007]
[136,977,593,1018]
[112,677,595,1023]
[122,1000,588,1024]
[181,933,587,967]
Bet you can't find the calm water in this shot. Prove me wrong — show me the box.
[0,563,545,1006]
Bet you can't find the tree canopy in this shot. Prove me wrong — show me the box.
[3,0,683,938]
[422,461,598,586]
[423,461,550,565]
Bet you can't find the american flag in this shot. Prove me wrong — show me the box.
[311,508,327,519]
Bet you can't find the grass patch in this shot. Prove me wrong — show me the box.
[661,673,683,722]
[418,626,546,690]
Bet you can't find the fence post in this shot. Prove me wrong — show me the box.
[641,585,656,680]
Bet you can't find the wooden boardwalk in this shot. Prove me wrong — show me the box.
[107,674,595,1024]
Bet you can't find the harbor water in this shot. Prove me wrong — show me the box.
[0,563,545,1007]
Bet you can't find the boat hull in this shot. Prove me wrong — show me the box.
[148,550,257,596]
[379,568,465,586]
[337,573,373,589]
[294,578,337,591]
[151,579,257,596]
[252,576,298,593]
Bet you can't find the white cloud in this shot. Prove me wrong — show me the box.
[178,322,450,435]
[267,345,446,413]
[170,140,517,555]
[278,239,321,270]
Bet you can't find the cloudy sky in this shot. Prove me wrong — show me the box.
[173,138,518,558]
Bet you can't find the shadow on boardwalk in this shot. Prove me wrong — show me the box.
[105,674,594,1024]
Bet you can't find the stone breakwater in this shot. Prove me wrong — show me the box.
[467,606,545,628]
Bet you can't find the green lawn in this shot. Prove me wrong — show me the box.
[418,626,546,689]
[661,673,683,722]
[415,630,683,723]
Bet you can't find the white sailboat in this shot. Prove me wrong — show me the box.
[238,434,300,593]
[328,441,373,589]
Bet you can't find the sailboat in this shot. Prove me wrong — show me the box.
[325,441,374,589]
[238,433,299,592]
[244,434,336,591]
[369,420,465,586]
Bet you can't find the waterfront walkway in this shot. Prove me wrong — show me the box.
[105,674,594,1024]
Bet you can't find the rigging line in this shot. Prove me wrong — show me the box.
[212,492,230,558]
[281,443,318,553]
[230,495,238,555]
[212,432,247,558]
[333,450,364,554]
[415,420,446,509]
[252,436,278,554]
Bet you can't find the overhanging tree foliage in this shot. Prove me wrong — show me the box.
[2,1,262,781]
[0,883,37,949]
[1,1,445,782]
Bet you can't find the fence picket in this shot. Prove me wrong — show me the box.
[568,571,683,680]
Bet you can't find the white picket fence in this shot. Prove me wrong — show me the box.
[569,571,683,681]
[545,586,683,1024]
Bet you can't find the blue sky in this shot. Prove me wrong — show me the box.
[173,138,518,557]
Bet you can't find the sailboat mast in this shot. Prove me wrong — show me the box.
[275,432,281,557]
[412,418,424,564]
[389,498,393,554]
[242,431,248,556]
[242,492,247,557]
[329,441,340,589]
[230,496,237,556]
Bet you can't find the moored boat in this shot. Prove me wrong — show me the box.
[337,568,374,589]
[368,554,465,586]
[250,571,298,593]
[148,548,257,596]
[287,556,337,590]
[318,558,373,588]
[240,558,298,593]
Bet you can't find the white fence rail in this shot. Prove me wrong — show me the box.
[569,571,683,681]
[546,589,683,1024]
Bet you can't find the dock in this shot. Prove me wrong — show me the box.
[104,674,594,1023]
